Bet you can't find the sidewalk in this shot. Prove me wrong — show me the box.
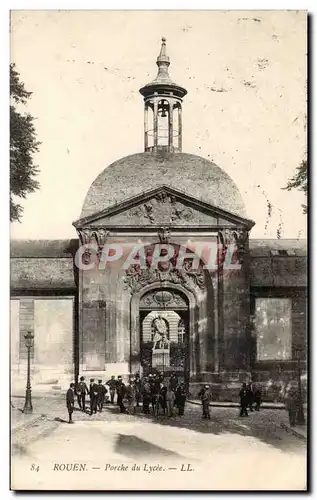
[280,422,307,441]
[188,399,286,410]
[11,395,64,433]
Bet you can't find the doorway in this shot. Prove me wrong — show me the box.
[139,288,189,386]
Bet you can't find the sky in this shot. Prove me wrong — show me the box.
[10,10,307,240]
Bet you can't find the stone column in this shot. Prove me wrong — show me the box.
[178,105,182,151]
[153,96,158,151]
[144,104,148,151]
[77,228,109,371]
[219,229,250,375]
[168,101,174,151]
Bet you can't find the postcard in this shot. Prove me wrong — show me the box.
[10,9,307,491]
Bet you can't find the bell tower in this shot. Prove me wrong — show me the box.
[139,38,187,153]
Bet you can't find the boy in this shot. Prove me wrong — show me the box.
[66,383,75,424]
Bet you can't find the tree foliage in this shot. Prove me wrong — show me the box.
[283,157,307,215]
[10,63,40,222]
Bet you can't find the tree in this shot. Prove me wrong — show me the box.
[283,157,307,215]
[10,63,40,222]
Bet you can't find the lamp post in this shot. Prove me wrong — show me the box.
[23,331,34,414]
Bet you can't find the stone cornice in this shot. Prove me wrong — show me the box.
[73,185,255,230]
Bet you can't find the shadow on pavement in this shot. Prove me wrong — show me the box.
[102,404,304,453]
[114,434,184,459]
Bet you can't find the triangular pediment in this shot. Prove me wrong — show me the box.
[73,186,254,230]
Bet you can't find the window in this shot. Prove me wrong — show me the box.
[255,298,292,361]
[270,249,296,256]
[177,319,186,344]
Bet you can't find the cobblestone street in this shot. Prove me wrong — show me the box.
[11,396,307,490]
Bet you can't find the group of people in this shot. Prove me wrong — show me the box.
[66,372,188,423]
[114,372,187,417]
[239,382,262,417]
[66,377,109,423]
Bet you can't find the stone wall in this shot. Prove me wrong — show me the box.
[10,297,74,394]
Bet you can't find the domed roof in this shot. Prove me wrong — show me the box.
[80,152,248,219]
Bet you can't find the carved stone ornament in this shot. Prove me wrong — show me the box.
[219,229,236,248]
[158,227,171,244]
[124,265,205,294]
[140,289,188,309]
[218,229,248,265]
[130,191,193,224]
[78,228,110,247]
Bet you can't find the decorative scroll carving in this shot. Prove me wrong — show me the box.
[158,227,171,243]
[233,230,249,265]
[95,229,110,247]
[219,228,236,247]
[218,229,248,266]
[124,265,205,294]
[140,289,188,309]
[130,191,193,224]
[78,228,94,245]
[77,228,111,264]
[78,228,110,246]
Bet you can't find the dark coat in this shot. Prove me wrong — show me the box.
[170,376,178,391]
[97,384,107,398]
[175,386,186,406]
[107,379,117,390]
[66,388,74,410]
[239,388,248,404]
[117,382,126,398]
[89,383,99,398]
[78,381,89,395]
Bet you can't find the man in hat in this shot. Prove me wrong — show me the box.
[97,380,108,412]
[77,376,89,412]
[239,383,249,417]
[125,378,137,415]
[134,373,142,407]
[142,376,151,414]
[106,375,117,404]
[175,383,187,416]
[66,383,75,424]
[116,376,126,413]
[246,382,254,412]
[198,385,212,419]
[89,378,99,415]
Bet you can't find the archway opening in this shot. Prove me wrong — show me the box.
[139,288,190,386]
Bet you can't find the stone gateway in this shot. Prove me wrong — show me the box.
[10,39,307,402]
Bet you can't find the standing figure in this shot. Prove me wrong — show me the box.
[89,378,99,415]
[198,385,212,419]
[106,375,117,404]
[159,382,167,415]
[169,372,178,393]
[166,386,176,417]
[151,374,161,414]
[253,384,262,411]
[77,376,89,412]
[134,373,142,407]
[175,383,187,416]
[97,380,107,412]
[125,379,137,414]
[116,376,126,413]
[239,383,249,417]
[246,383,254,412]
[142,377,151,414]
[66,383,75,424]
[285,382,300,427]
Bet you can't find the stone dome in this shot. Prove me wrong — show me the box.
[80,152,248,219]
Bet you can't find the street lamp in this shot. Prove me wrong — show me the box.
[23,331,34,414]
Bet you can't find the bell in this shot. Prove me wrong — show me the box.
[160,108,167,118]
